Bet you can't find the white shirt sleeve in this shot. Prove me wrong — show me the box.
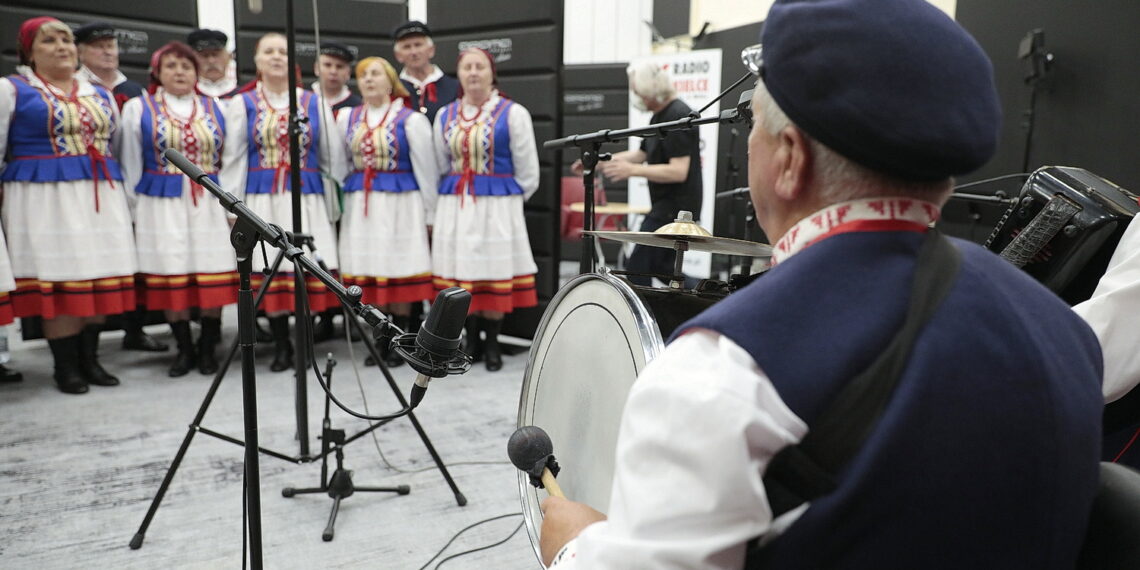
[0,78,15,172]
[1073,217,1140,402]
[551,329,808,570]
[335,111,354,182]
[219,94,249,203]
[405,111,439,225]
[117,97,144,216]
[318,100,348,187]
[432,112,451,183]
[507,102,540,201]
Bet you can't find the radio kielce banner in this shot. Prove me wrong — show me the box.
[626,49,722,279]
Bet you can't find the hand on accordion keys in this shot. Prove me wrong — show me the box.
[509,426,607,566]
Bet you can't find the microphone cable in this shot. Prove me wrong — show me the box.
[415,512,525,570]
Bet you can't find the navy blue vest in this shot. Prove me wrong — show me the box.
[679,231,1103,568]
[401,74,458,122]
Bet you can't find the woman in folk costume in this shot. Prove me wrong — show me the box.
[432,47,539,372]
[220,32,346,372]
[336,57,437,369]
[119,41,237,378]
[0,17,137,394]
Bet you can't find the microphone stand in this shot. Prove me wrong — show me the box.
[547,72,755,275]
[161,149,401,569]
[286,0,312,457]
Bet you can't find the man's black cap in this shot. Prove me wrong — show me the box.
[187,28,228,52]
[393,20,431,41]
[319,40,355,63]
[75,22,116,45]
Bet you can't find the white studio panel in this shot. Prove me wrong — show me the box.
[564,0,652,64]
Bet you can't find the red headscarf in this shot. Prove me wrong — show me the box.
[18,16,63,65]
[147,41,201,95]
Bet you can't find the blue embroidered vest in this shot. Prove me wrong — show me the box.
[342,104,418,193]
[2,74,122,183]
[678,232,1103,569]
[135,93,225,197]
[238,88,324,195]
[437,98,522,197]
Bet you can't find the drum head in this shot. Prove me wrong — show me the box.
[517,272,664,562]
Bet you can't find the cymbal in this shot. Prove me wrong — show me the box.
[585,230,773,258]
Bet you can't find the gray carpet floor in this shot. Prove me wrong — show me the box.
[0,311,542,569]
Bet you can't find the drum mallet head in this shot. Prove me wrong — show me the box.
[508,425,561,490]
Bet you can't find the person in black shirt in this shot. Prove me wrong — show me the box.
[584,62,703,286]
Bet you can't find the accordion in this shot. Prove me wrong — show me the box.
[984,166,1139,305]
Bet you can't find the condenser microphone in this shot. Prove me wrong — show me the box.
[401,287,472,407]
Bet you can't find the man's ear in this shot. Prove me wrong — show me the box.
[772,126,811,201]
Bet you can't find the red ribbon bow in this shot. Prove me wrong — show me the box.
[86,144,116,212]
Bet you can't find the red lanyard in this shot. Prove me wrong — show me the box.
[454,102,483,205]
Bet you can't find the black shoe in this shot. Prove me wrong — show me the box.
[48,336,89,394]
[462,317,483,363]
[122,331,170,352]
[0,363,23,383]
[197,317,222,375]
[482,318,502,372]
[168,321,195,377]
[80,326,120,386]
[312,312,336,343]
[268,316,293,372]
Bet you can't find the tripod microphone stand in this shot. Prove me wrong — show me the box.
[283,355,410,542]
[130,149,468,568]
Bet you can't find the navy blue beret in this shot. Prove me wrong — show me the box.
[75,22,116,45]
[187,28,227,52]
[319,40,355,63]
[761,0,1001,181]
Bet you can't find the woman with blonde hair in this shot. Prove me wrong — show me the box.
[336,56,437,367]
[220,32,346,371]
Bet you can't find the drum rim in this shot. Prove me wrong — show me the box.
[515,270,666,564]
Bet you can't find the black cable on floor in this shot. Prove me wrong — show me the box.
[417,512,523,570]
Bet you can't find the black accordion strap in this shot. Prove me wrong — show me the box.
[760,230,963,520]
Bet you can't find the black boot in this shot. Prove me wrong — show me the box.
[121,308,170,352]
[268,315,293,372]
[0,363,23,383]
[168,321,196,377]
[48,335,88,394]
[462,316,483,362]
[79,325,120,386]
[384,315,408,368]
[482,317,503,372]
[197,316,222,375]
[255,316,273,343]
[312,308,336,343]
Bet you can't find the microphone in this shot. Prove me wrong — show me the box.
[508,425,565,498]
[163,148,211,186]
[396,287,472,407]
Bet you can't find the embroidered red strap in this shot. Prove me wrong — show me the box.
[424,82,438,103]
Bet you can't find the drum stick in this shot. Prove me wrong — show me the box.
[541,467,565,498]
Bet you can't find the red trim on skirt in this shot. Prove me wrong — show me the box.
[12,276,137,319]
[142,272,239,311]
[0,292,14,326]
[432,274,538,314]
[342,272,434,305]
[251,271,340,314]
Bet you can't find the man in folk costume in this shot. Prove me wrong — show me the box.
[394,21,459,123]
[187,28,238,99]
[1,17,138,393]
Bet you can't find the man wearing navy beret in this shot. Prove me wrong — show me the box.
[392,20,458,122]
[75,21,144,109]
[187,28,237,98]
[539,0,1104,568]
[313,40,361,117]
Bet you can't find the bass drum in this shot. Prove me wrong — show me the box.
[516,271,722,562]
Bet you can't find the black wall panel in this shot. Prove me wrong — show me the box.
[955,0,1140,195]
[231,0,405,87]
[0,4,198,84]
[427,0,563,339]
